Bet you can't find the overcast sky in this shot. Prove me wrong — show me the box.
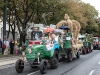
[81,0,100,16]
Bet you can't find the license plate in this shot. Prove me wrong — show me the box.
[66,37,71,40]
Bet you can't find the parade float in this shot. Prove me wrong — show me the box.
[56,14,83,61]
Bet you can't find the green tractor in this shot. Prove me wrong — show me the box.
[78,34,93,54]
[58,26,80,62]
[15,28,60,74]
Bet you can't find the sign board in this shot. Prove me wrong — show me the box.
[32,27,39,31]
[34,24,44,27]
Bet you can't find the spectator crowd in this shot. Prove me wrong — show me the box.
[0,38,22,55]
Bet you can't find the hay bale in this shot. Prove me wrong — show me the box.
[72,43,83,50]
[72,40,83,50]
[76,40,82,44]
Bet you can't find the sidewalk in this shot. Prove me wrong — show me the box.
[0,55,22,66]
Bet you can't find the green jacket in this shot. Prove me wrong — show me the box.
[63,33,72,49]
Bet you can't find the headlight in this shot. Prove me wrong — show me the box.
[37,52,40,56]
[36,52,40,58]
[28,48,32,54]
[22,52,25,56]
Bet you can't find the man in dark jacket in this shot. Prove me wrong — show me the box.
[0,38,2,54]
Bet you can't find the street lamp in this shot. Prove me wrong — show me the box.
[3,0,6,41]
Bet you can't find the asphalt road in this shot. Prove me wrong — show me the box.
[0,50,100,75]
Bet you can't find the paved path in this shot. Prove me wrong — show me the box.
[0,55,22,66]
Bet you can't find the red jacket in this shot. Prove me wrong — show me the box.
[2,44,6,49]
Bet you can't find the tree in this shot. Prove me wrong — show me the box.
[0,0,3,17]
[32,0,60,25]
[6,0,16,41]
[59,0,99,34]
[96,17,100,35]
[13,0,36,46]
[81,3,99,34]
[5,0,35,46]
[64,0,88,27]
[5,0,99,45]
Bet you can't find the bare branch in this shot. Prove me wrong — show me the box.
[26,11,33,23]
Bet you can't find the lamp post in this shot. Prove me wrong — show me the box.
[3,0,6,41]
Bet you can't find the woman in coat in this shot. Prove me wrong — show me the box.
[9,39,14,55]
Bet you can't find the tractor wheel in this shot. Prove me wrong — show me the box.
[89,47,92,52]
[39,59,47,74]
[50,58,58,69]
[15,59,24,73]
[54,50,59,61]
[76,51,80,58]
[87,47,90,53]
[82,48,86,54]
[67,52,72,62]
[91,47,93,52]
[91,49,93,52]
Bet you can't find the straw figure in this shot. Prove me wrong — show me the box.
[64,14,73,32]
[56,20,67,29]
[56,14,81,44]
[72,20,81,44]
[56,14,73,33]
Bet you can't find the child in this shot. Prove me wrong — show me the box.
[46,41,54,50]
[14,41,18,54]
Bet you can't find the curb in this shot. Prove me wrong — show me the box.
[0,54,22,58]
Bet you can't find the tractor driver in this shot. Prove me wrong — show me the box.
[63,29,72,50]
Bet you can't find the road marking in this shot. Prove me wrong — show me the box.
[98,61,100,64]
[89,70,95,75]
[27,70,40,75]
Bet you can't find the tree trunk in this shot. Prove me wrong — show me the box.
[23,33,26,43]
[19,32,23,47]
[13,24,16,41]
[7,25,10,39]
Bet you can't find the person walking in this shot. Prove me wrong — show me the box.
[0,38,2,54]
[4,38,9,55]
[9,39,14,55]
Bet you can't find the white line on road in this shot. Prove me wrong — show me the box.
[27,70,40,75]
[89,70,95,75]
[98,61,100,64]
